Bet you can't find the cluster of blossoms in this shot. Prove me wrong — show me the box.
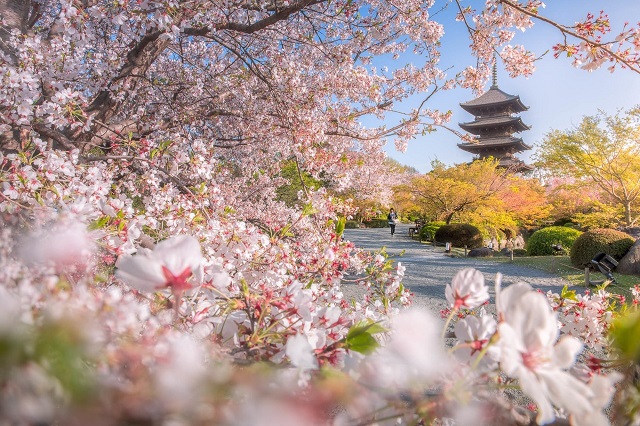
[1,218,635,426]
[1,1,640,424]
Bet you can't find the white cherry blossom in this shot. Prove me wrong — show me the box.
[285,333,319,370]
[445,268,489,310]
[497,282,594,425]
[454,314,499,370]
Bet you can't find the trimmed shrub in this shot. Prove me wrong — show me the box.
[362,219,389,228]
[434,223,483,249]
[345,221,360,229]
[468,247,493,257]
[570,228,635,268]
[501,248,528,257]
[513,248,528,257]
[526,226,583,256]
[419,221,446,241]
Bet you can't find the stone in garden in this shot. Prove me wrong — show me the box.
[513,235,525,249]
[468,247,494,257]
[490,238,499,250]
[617,238,640,276]
[499,248,512,256]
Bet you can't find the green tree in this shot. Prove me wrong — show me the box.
[536,108,640,227]
[275,160,323,207]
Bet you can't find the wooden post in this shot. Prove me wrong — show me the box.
[585,267,590,286]
[510,249,514,261]
[464,245,467,256]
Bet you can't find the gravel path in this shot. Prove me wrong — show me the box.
[343,223,574,313]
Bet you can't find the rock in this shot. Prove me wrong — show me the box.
[620,227,640,239]
[468,247,494,258]
[617,238,640,276]
[513,235,525,249]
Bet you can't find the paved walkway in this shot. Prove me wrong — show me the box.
[343,223,572,312]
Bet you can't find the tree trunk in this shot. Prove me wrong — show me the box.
[624,201,632,227]
[0,0,33,62]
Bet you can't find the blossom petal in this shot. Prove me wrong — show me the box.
[285,334,318,370]
[153,235,203,278]
[553,336,584,369]
[115,254,166,291]
[518,368,556,425]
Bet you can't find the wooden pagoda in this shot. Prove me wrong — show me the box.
[458,66,533,173]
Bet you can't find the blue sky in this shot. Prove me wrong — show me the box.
[381,0,640,173]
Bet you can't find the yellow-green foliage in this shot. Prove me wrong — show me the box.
[419,221,446,241]
[526,226,583,256]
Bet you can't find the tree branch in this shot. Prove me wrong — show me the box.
[499,0,640,75]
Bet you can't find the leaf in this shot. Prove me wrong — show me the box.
[344,332,378,355]
[610,311,640,362]
[335,216,346,238]
[347,320,387,337]
[344,320,385,354]
[302,203,316,216]
[560,285,577,301]
[88,216,110,230]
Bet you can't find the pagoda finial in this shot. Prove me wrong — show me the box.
[491,58,498,88]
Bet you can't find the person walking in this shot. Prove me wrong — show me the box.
[387,208,398,236]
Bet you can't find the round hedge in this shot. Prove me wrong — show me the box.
[526,226,582,256]
[434,223,483,249]
[419,221,446,241]
[570,228,635,268]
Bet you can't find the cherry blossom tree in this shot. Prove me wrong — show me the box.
[1,0,639,424]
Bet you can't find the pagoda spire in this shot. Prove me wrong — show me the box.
[491,59,498,88]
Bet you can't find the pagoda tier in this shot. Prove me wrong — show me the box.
[460,87,528,116]
[459,115,530,135]
[457,67,532,173]
[496,154,534,172]
[457,136,531,154]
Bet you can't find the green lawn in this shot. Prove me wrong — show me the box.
[426,243,639,294]
[484,254,640,296]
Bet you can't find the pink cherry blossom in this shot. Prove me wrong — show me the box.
[445,268,489,310]
[115,235,204,293]
[497,282,595,425]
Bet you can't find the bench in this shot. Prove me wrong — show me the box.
[408,220,425,238]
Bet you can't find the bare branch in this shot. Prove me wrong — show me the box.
[183,0,326,35]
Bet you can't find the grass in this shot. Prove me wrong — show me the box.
[422,241,640,295]
[484,254,640,296]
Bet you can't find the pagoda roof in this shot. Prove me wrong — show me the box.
[459,115,530,134]
[457,136,531,153]
[460,87,528,114]
[497,156,534,172]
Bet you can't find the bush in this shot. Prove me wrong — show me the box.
[513,248,528,257]
[526,226,583,256]
[419,221,446,241]
[570,228,635,268]
[345,221,359,229]
[362,219,389,228]
[434,223,483,249]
